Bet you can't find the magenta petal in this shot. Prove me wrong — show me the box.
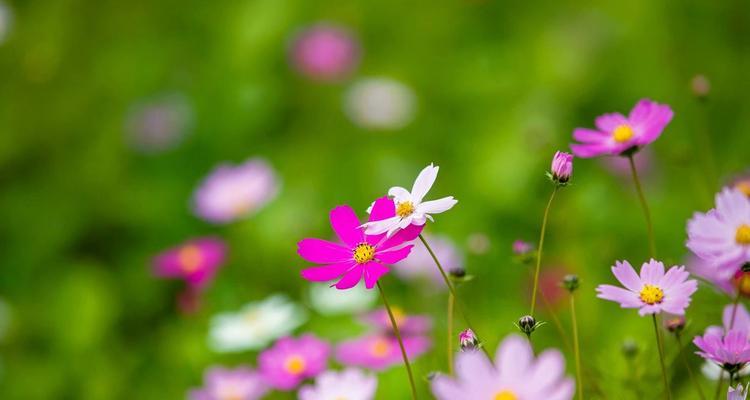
[379,224,423,251]
[363,262,389,289]
[153,251,183,277]
[330,205,364,247]
[365,197,396,243]
[298,238,352,263]
[377,245,413,264]
[335,265,364,289]
[302,261,356,282]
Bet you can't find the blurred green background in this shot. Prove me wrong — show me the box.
[0,0,749,398]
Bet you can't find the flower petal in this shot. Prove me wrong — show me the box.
[363,262,389,289]
[335,265,365,289]
[376,245,413,264]
[418,197,457,215]
[411,164,439,204]
[330,205,365,247]
[301,261,357,282]
[298,238,352,264]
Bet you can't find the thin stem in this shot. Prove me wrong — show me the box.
[530,186,559,316]
[570,295,584,400]
[447,292,454,374]
[419,234,492,359]
[652,314,671,400]
[627,154,656,258]
[377,281,417,400]
[676,332,706,400]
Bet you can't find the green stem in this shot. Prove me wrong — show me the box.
[652,314,671,400]
[627,154,656,258]
[570,295,584,400]
[419,234,492,359]
[676,332,705,400]
[447,292,454,374]
[530,186,558,316]
[377,281,417,400]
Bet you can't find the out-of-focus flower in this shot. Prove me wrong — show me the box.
[125,93,192,153]
[466,232,490,255]
[431,334,574,400]
[259,334,330,391]
[694,329,750,374]
[363,164,457,237]
[691,74,711,99]
[570,99,673,158]
[562,274,580,293]
[549,151,573,185]
[621,338,639,359]
[298,368,377,400]
[701,361,750,381]
[152,237,226,289]
[516,315,543,337]
[360,308,432,335]
[664,315,686,334]
[728,384,748,400]
[705,303,750,337]
[513,240,534,256]
[193,158,280,224]
[336,334,431,371]
[309,282,377,316]
[687,255,736,296]
[596,259,697,316]
[209,295,307,353]
[458,329,479,352]
[289,24,360,82]
[535,266,569,309]
[0,2,11,44]
[687,188,750,278]
[189,366,268,400]
[344,77,416,130]
[395,234,463,288]
[298,197,421,290]
[600,147,654,178]
[732,175,750,198]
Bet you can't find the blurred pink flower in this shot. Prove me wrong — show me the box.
[259,334,330,391]
[360,308,432,335]
[289,24,360,82]
[533,266,568,310]
[570,99,673,158]
[298,368,377,400]
[335,334,431,371]
[395,234,463,288]
[298,197,421,290]
[599,147,654,178]
[193,158,280,224]
[189,366,268,400]
[512,240,533,255]
[431,334,574,400]
[687,255,736,296]
[125,93,192,153]
[152,237,226,289]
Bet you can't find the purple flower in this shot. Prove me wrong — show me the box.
[335,334,431,371]
[259,334,330,391]
[687,188,750,277]
[694,329,750,371]
[600,147,654,178]
[512,240,533,255]
[152,237,226,289]
[188,366,268,400]
[395,234,463,288]
[431,334,574,400]
[125,93,192,153]
[704,303,750,338]
[728,384,748,400]
[193,158,280,224]
[360,308,432,335]
[289,24,360,82]
[298,368,377,400]
[458,329,478,351]
[550,151,573,184]
[596,259,698,316]
[570,98,673,158]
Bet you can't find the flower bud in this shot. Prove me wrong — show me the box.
[459,329,479,351]
[621,338,638,359]
[550,151,573,185]
[664,315,686,334]
[690,74,710,99]
[516,315,540,337]
[449,267,466,279]
[562,274,580,293]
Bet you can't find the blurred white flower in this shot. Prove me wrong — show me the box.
[0,2,12,44]
[309,282,377,316]
[466,232,490,255]
[209,294,307,353]
[701,361,750,381]
[125,93,193,153]
[299,368,377,400]
[344,77,416,130]
[395,234,463,288]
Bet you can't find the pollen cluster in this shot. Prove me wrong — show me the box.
[639,284,664,305]
[493,390,518,400]
[283,355,306,375]
[612,124,634,143]
[178,245,203,273]
[353,243,376,264]
[396,201,415,218]
[736,224,750,245]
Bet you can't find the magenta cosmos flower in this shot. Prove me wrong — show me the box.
[193,158,280,224]
[694,329,750,372]
[152,237,226,289]
[550,151,573,184]
[289,24,360,82]
[298,197,422,289]
[570,99,673,158]
[360,307,432,335]
[336,334,431,371]
[688,188,750,277]
[596,259,698,316]
[298,368,377,400]
[189,366,268,400]
[431,334,574,400]
[259,334,330,391]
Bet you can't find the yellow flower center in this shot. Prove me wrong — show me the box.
[283,355,306,375]
[370,338,390,357]
[396,201,415,218]
[639,284,664,305]
[613,124,634,143]
[178,245,203,273]
[494,390,518,400]
[737,225,750,245]
[735,182,750,197]
[353,243,376,264]
[735,272,750,297]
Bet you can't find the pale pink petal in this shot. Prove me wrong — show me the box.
[612,260,642,291]
[595,112,628,132]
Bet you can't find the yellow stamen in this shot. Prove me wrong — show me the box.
[737,225,750,245]
[370,338,390,357]
[284,355,306,375]
[353,243,376,264]
[735,181,750,198]
[178,245,203,273]
[613,124,634,143]
[735,273,750,297]
[494,390,518,400]
[639,284,664,305]
[396,201,415,218]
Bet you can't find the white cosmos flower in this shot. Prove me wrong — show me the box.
[309,282,377,316]
[363,163,457,237]
[209,294,307,353]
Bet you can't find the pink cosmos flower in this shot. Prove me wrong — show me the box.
[431,334,574,400]
[152,237,226,289]
[570,99,673,158]
[298,368,377,400]
[259,334,330,391]
[596,259,698,316]
[298,197,422,290]
[512,240,534,255]
[189,366,268,400]
[360,308,432,335]
[289,24,360,82]
[193,158,280,224]
[687,188,750,277]
[394,234,463,288]
[600,147,654,178]
[694,329,750,371]
[335,334,431,371]
[550,151,573,184]
[705,303,750,337]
